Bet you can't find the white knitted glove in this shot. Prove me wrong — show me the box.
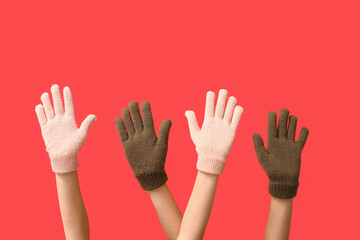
[185,89,243,174]
[35,85,96,173]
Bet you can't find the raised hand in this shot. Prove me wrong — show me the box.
[253,108,309,199]
[185,89,244,174]
[115,101,171,190]
[35,84,96,173]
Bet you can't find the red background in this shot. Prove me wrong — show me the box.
[1,0,359,239]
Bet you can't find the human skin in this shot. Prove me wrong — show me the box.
[148,170,219,240]
[253,108,309,239]
[115,101,182,238]
[35,85,95,240]
[175,89,242,239]
[177,171,219,240]
[264,196,293,240]
[56,171,89,240]
[148,184,183,240]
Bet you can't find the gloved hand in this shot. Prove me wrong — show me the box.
[35,85,96,174]
[115,101,171,191]
[185,89,244,175]
[253,108,309,199]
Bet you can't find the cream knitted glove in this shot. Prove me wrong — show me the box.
[185,89,244,174]
[35,85,96,174]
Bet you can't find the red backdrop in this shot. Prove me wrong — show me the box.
[0,0,359,239]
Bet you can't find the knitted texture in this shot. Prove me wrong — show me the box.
[185,89,243,175]
[35,84,97,174]
[115,101,171,191]
[253,108,309,199]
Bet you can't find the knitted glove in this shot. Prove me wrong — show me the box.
[253,108,309,199]
[115,101,171,191]
[185,89,244,175]
[35,85,97,174]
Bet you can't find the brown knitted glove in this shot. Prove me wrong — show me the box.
[115,101,171,191]
[252,108,309,199]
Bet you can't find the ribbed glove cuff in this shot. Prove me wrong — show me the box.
[136,171,168,191]
[269,179,299,199]
[50,154,79,174]
[197,154,226,175]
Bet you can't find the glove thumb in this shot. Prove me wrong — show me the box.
[80,114,97,134]
[185,111,200,140]
[252,133,267,159]
[157,119,172,146]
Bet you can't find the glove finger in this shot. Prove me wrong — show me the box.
[129,101,143,131]
[157,119,172,146]
[287,115,297,141]
[215,89,228,118]
[41,92,55,120]
[185,111,200,140]
[141,101,154,130]
[35,104,47,128]
[121,108,135,135]
[50,84,64,115]
[63,86,75,116]
[115,117,129,142]
[80,114,97,134]
[278,108,289,138]
[204,91,215,119]
[297,127,309,149]
[252,133,267,158]
[230,106,243,130]
[267,111,277,138]
[223,96,237,123]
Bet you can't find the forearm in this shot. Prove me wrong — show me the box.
[56,171,89,240]
[177,171,219,240]
[264,196,293,240]
[149,184,183,240]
